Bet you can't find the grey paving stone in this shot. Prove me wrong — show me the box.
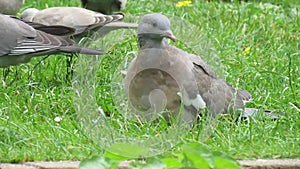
[239,159,300,169]
[26,161,80,169]
[1,159,300,169]
[0,163,37,169]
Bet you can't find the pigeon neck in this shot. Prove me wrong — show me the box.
[138,34,167,49]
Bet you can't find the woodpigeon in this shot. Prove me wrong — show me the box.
[81,0,127,14]
[0,0,23,15]
[0,14,105,68]
[20,7,137,38]
[124,13,252,124]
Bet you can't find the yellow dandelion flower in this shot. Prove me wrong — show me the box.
[176,1,192,8]
[271,24,275,30]
[242,47,251,55]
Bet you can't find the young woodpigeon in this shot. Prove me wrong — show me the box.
[124,13,252,124]
[21,7,137,38]
[0,14,105,67]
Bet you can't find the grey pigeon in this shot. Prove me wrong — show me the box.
[0,14,105,68]
[20,7,137,38]
[81,0,126,14]
[0,0,23,15]
[124,13,252,124]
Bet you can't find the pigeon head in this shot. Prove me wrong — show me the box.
[21,8,39,21]
[138,13,176,42]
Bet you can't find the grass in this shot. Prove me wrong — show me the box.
[0,0,299,163]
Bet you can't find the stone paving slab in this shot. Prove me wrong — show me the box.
[0,159,299,169]
[26,161,80,169]
[0,161,79,169]
[0,163,36,169]
[239,159,300,169]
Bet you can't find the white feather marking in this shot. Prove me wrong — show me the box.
[14,46,51,49]
[9,40,55,55]
[10,47,52,55]
[243,98,253,104]
[10,49,36,54]
[177,89,206,110]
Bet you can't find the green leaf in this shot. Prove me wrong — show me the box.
[212,151,242,169]
[182,142,214,169]
[161,157,182,168]
[103,151,129,161]
[212,151,239,163]
[144,159,167,169]
[213,157,242,169]
[79,156,114,169]
[105,143,149,159]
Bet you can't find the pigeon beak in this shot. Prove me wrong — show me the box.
[164,30,176,42]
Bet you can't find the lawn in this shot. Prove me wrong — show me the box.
[0,0,299,163]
